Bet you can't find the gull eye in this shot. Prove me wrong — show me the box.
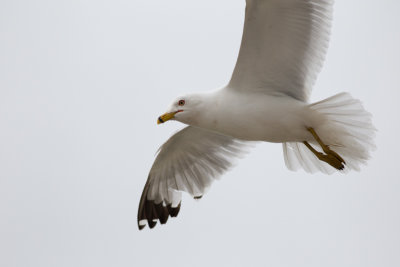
[178,100,185,106]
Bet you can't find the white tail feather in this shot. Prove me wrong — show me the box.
[283,93,376,174]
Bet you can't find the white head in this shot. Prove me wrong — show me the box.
[157,93,209,125]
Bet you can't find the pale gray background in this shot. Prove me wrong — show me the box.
[1,0,399,266]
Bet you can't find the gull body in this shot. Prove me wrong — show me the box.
[138,0,376,230]
[173,89,320,143]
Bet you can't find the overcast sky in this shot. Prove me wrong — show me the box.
[1,0,400,266]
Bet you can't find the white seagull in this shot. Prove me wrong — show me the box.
[138,0,375,230]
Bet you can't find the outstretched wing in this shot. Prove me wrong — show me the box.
[229,0,333,101]
[138,126,249,230]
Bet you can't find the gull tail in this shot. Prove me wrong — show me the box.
[283,93,376,174]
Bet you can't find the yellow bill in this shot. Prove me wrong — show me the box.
[157,111,179,124]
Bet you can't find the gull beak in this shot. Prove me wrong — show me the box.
[157,111,180,124]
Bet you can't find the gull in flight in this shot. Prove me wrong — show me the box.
[138,0,375,230]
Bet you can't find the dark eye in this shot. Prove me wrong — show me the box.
[178,100,185,106]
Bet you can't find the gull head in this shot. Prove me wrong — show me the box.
[157,94,206,125]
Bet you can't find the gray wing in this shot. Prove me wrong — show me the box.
[229,0,333,101]
[138,126,249,230]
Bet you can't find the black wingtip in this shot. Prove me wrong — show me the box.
[148,219,157,229]
[167,203,181,218]
[155,203,169,224]
[138,176,183,230]
[138,197,182,230]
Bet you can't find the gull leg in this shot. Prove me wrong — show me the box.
[307,127,345,163]
[303,141,345,170]
[303,127,346,170]
[307,127,346,164]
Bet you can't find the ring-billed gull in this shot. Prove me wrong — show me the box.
[138,0,376,230]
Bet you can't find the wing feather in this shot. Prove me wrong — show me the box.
[138,126,250,230]
[229,0,333,101]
